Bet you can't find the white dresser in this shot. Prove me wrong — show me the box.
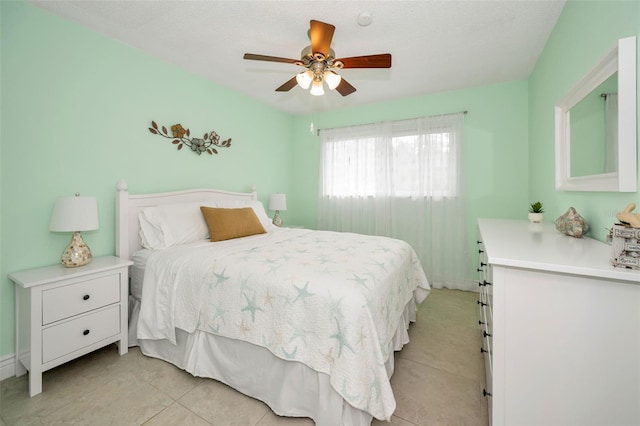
[477,219,640,426]
[9,256,132,397]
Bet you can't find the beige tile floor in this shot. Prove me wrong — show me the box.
[0,289,488,426]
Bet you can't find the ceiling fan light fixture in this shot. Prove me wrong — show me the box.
[310,79,325,96]
[296,70,313,89]
[324,71,342,90]
[243,19,391,98]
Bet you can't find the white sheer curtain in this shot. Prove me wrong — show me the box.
[317,113,473,290]
[605,93,618,173]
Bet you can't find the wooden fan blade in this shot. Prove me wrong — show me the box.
[243,53,301,65]
[276,76,298,92]
[335,54,392,69]
[335,78,356,96]
[310,20,335,58]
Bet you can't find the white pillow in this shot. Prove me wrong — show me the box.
[214,199,275,231]
[138,202,210,249]
[138,213,166,250]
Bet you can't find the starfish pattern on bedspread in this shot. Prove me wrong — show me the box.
[330,317,355,357]
[138,229,430,421]
[241,292,263,322]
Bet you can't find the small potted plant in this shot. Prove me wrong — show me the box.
[528,201,544,223]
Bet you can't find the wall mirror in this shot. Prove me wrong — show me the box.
[555,36,637,192]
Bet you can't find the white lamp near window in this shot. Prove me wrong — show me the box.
[269,193,287,227]
[49,193,99,267]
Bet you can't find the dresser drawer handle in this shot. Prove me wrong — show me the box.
[483,389,492,397]
[477,301,487,307]
[82,294,90,301]
[483,331,492,338]
[479,320,485,325]
[478,280,491,287]
[480,347,488,354]
[83,329,90,336]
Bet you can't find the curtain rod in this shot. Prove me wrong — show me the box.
[315,110,468,136]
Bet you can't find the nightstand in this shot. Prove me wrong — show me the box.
[9,256,133,397]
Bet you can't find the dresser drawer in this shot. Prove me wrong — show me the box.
[478,290,489,323]
[42,305,120,363]
[42,273,121,325]
[481,326,493,382]
[480,304,492,334]
[481,286,493,326]
[482,337,493,391]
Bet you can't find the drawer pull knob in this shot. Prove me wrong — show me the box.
[83,329,90,336]
[479,320,485,325]
[477,301,487,307]
[483,331,492,338]
[483,389,492,397]
[82,294,90,301]
[480,347,488,354]
[478,249,484,254]
[479,280,490,287]
[477,268,483,272]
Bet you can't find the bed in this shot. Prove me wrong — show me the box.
[115,179,430,425]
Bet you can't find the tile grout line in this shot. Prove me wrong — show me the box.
[176,400,215,426]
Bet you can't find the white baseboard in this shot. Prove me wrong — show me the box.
[0,353,16,381]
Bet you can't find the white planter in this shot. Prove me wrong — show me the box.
[528,212,544,223]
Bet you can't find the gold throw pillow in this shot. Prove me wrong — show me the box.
[200,206,266,242]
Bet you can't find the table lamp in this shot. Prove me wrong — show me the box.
[49,193,99,267]
[269,193,287,227]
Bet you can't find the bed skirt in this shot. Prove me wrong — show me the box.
[128,291,422,425]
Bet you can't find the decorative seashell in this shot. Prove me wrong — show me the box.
[555,207,589,238]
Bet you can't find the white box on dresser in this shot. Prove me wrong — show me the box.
[477,219,640,426]
[9,256,133,397]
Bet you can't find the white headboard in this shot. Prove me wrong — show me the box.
[115,179,258,260]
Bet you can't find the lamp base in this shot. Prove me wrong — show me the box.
[272,211,283,227]
[61,231,93,267]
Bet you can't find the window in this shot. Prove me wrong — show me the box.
[390,131,455,197]
[320,117,460,199]
[317,112,472,291]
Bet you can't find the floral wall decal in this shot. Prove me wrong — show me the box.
[148,121,232,156]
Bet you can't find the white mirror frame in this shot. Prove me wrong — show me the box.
[555,36,637,192]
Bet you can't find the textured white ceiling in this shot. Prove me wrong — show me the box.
[30,0,565,115]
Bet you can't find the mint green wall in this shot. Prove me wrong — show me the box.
[0,2,293,357]
[529,0,640,242]
[289,80,530,268]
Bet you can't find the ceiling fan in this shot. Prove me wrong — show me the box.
[243,19,391,97]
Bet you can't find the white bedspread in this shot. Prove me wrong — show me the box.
[137,228,430,420]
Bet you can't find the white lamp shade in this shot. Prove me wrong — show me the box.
[310,79,325,96]
[269,194,287,211]
[324,71,342,90]
[296,70,313,90]
[50,196,99,232]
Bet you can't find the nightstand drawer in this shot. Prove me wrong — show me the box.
[42,305,120,363]
[42,274,121,325]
